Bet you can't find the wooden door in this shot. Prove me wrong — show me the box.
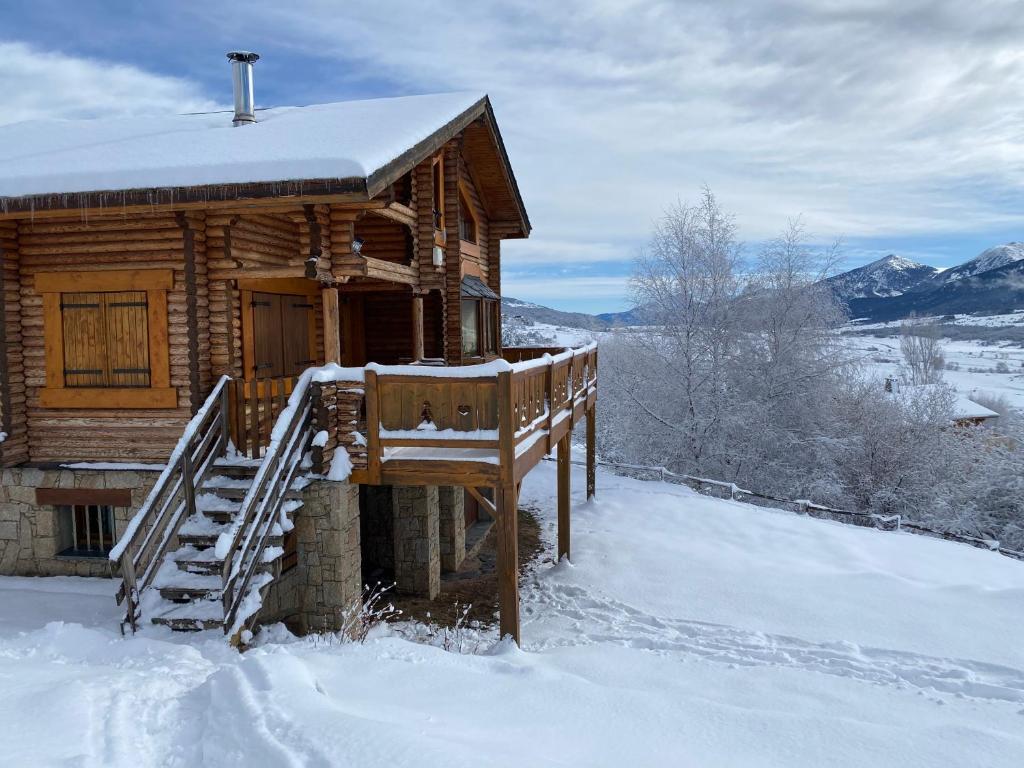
[248,292,315,379]
[251,292,285,379]
[281,295,316,376]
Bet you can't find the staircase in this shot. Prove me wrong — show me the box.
[109,373,316,640]
[146,463,305,631]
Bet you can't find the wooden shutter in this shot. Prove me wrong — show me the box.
[281,294,315,376]
[251,292,284,379]
[105,291,151,387]
[61,292,107,387]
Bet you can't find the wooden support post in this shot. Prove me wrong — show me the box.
[322,286,341,364]
[495,482,520,645]
[364,368,382,484]
[411,295,425,362]
[557,430,571,561]
[586,404,596,501]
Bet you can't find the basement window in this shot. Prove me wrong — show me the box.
[56,504,116,558]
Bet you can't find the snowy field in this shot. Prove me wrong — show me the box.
[840,331,1024,410]
[2,461,1024,766]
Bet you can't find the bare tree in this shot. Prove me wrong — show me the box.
[899,316,945,385]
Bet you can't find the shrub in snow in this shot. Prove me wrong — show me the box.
[333,582,402,644]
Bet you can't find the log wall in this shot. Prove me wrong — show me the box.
[458,156,490,282]
[0,221,27,465]
[443,142,462,364]
[16,212,194,462]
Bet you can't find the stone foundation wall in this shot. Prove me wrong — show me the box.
[0,467,160,576]
[260,479,362,634]
[438,485,466,573]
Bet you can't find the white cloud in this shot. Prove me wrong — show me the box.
[0,41,217,126]
[234,0,1023,248]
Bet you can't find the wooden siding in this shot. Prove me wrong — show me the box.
[443,142,462,364]
[16,213,194,462]
[458,155,490,283]
[0,220,27,465]
[353,216,413,266]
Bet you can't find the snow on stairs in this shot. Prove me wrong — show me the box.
[149,461,303,632]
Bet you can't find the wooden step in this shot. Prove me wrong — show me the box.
[210,462,261,479]
[150,597,224,631]
[158,584,222,602]
[203,485,302,502]
[152,616,224,631]
[176,530,284,551]
[173,544,282,574]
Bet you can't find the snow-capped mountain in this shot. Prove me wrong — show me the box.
[925,242,1024,288]
[826,254,937,301]
[842,242,1024,321]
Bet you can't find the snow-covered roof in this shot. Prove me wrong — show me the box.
[951,395,999,421]
[891,384,999,421]
[0,92,486,200]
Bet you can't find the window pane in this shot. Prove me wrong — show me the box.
[459,191,477,243]
[461,299,480,357]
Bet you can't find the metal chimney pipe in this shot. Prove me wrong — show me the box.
[226,51,260,125]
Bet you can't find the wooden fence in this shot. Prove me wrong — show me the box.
[554,456,1024,563]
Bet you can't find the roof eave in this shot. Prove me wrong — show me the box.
[0,177,370,219]
[364,95,531,238]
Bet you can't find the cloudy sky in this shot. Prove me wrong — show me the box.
[3,1,1022,312]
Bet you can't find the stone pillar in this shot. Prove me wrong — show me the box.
[287,479,362,633]
[392,485,440,598]
[438,486,466,573]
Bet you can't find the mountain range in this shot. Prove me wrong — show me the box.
[830,243,1024,321]
[503,242,1024,330]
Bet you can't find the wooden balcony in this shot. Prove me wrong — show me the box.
[304,344,598,491]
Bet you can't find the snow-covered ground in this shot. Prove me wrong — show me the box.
[849,310,1024,331]
[2,462,1023,766]
[840,331,1024,409]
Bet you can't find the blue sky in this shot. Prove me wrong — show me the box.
[2,1,1022,314]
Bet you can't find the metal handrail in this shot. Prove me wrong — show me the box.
[220,372,314,635]
[111,376,231,632]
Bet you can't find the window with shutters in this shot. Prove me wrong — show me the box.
[60,291,152,388]
[38,269,176,409]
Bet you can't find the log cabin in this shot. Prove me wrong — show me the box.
[0,53,597,644]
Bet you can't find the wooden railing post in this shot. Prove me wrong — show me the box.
[121,555,139,632]
[495,481,520,645]
[586,403,596,502]
[557,428,571,561]
[364,368,382,484]
[181,450,197,520]
[497,369,515,483]
[544,358,554,454]
[220,383,231,453]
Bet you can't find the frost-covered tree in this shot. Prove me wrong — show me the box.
[899,316,945,385]
[598,189,1024,552]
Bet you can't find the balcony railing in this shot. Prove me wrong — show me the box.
[308,344,598,488]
